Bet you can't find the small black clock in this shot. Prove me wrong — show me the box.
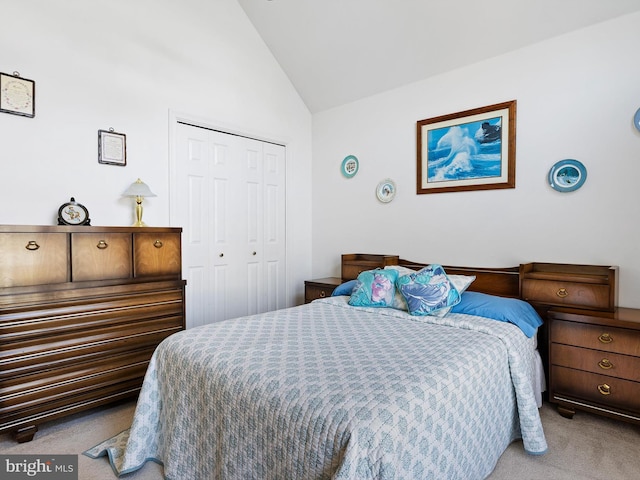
[57,197,91,226]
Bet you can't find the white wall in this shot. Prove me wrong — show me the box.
[0,0,313,304]
[312,13,640,308]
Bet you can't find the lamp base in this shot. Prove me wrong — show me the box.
[133,197,148,227]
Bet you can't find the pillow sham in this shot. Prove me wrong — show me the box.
[385,265,475,314]
[450,291,543,338]
[396,264,461,316]
[348,268,398,308]
[331,279,358,297]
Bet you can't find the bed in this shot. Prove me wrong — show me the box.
[86,260,548,479]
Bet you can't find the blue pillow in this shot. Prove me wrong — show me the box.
[332,279,358,296]
[396,264,461,316]
[450,291,543,337]
[348,269,398,308]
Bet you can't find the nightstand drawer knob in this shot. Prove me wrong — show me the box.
[96,240,109,249]
[556,288,569,298]
[598,333,613,344]
[597,383,611,396]
[319,291,326,298]
[598,358,613,370]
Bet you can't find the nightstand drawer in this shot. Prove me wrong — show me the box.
[520,263,617,311]
[305,284,333,301]
[551,319,640,356]
[521,278,611,310]
[551,344,640,382]
[553,366,640,414]
[304,277,342,303]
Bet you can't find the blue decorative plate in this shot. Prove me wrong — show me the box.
[548,159,587,192]
[634,108,640,132]
[341,155,359,178]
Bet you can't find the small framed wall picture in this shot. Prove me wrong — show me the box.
[98,128,127,166]
[0,72,35,118]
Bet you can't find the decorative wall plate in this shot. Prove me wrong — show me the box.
[376,179,396,203]
[634,107,640,132]
[341,155,359,178]
[548,159,587,193]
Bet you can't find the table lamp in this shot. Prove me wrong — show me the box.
[122,178,156,226]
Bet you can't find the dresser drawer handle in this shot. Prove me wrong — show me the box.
[319,291,326,298]
[598,359,613,370]
[153,240,163,248]
[597,383,611,396]
[556,288,569,298]
[598,333,613,344]
[96,240,108,249]
[25,240,40,251]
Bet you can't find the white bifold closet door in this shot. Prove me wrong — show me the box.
[175,122,286,329]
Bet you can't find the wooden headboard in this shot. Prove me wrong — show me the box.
[397,258,520,298]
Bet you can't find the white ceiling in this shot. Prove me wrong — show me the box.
[237,0,640,113]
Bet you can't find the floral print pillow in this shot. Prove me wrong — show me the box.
[396,264,461,316]
[348,268,399,308]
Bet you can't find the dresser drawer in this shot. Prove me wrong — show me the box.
[134,233,181,277]
[551,344,640,382]
[551,319,640,357]
[0,233,69,287]
[71,233,132,281]
[552,365,640,414]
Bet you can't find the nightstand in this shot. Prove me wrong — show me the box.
[548,307,640,425]
[304,277,342,303]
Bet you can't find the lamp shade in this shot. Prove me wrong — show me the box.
[122,178,157,198]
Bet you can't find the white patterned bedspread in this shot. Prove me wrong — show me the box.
[86,296,547,479]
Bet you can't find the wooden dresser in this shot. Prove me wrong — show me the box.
[0,225,186,442]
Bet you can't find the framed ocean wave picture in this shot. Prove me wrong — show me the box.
[416,100,516,194]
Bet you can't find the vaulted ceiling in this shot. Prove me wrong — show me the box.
[237,0,640,113]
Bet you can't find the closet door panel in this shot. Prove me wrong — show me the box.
[175,122,286,328]
[175,125,213,329]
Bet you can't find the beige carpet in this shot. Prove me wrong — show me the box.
[0,400,638,480]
